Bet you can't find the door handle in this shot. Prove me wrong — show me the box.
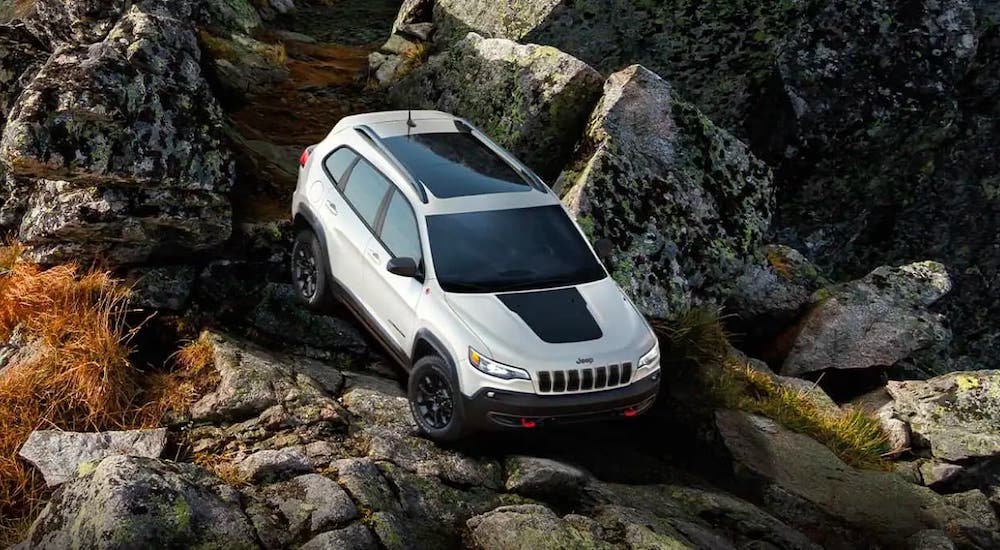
[369,250,380,263]
[325,199,338,215]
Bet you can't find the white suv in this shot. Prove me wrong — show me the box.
[291,110,661,441]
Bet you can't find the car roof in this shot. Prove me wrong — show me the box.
[329,111,561,216]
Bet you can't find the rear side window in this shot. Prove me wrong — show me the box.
[343,159,391,226]
[380,191,421,261]
[324,148,357,186]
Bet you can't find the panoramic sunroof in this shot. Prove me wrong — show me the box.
[381,132,533,199]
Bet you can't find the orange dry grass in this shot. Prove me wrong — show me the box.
[140,332,219,423]
[0,253,138,543]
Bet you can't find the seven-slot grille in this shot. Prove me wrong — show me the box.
[537,363,633,394]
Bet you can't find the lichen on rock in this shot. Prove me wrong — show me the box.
[558,64,774,319]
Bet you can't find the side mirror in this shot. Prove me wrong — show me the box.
[594,238,615,262]
[386,256,420,278]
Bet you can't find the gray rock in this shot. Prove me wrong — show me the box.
[919,460,965,488]
[197,0,262,34]
[250,283,366,353]
[0,24,46,125]
[2,3,236,266]
[397,22,434,42]
[391,0,433,36]
[200,30,289,102]
[391,32,603,180]
[504,455,589,504]
[782,262,953,376]
[907,529,957,550]
[887,371,1000,462]
[558,64,773,318]
[334,458,397,512]
[264,473,358,537]
[18,428,167,487]
[22,0,128,47]
[18,456,259,550]
[300,523,378,550]
[465,504,608,550]
[591,482,820,550]
[126,265,197,310]
[715,410,996,547]
[237,448,312,482]
[189,332,347,424]
[943,490,1000,531]
[729,244,827,338]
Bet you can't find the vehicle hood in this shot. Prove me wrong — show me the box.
[443,278,654,368]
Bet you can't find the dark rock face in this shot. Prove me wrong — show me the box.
[770,1,1000,370]
[0,24,45,124]
[558,65,773,317]
[0,3,235,265]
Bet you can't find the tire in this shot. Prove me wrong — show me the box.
[291,228,329,310]
[408,355,468,442]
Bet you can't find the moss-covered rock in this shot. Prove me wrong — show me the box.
[18,456,260,550]
[887,370,1000,462]
[389,32,603,180]
[0,3,236,265]
[558,64,773,318]
[465,504,609,550]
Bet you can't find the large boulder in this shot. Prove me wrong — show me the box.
[389,32,603,180]
[782,261,953,377]
[21,0,129,47]
[558,64,773,318]
[0,23,46,124]
[18,428,167,487]
[17,456,260,550]
[886,371,1000,463]
[715,410,999,548]
[429,0,810,134]
[0,3,235,265]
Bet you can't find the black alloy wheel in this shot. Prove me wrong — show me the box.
[414,370,454,429]
[292,239,318,300]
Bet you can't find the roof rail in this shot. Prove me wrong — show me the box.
[354,125,429,203]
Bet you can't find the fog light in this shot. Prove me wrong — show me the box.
[487,391,495,398]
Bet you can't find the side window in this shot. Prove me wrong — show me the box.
[324,148,357,188]
[380,191,422,261]
[342,159,391,227]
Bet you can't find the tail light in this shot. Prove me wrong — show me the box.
[299,145,316,167]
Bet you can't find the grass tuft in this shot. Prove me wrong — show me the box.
[0,247,137,545]
[653,306,890,470]
[0,246,220,545]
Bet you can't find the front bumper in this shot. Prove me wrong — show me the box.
[461,370,661,430]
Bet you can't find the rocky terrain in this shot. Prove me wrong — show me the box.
[0,0,998,549]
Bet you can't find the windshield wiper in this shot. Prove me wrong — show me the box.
[494,276,580,293]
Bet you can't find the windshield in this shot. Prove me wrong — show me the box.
[426,205,607,293]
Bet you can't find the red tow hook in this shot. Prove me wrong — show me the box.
[623,407,638,418]
[520,418,537,428]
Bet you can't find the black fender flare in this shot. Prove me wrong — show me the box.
[412,328,459,379]
[293,204,332,279]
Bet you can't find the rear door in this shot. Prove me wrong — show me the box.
[365,189,425,350]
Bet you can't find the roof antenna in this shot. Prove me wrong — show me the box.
[407,109,417,133]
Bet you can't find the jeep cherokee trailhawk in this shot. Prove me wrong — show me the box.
[291,111,661,441]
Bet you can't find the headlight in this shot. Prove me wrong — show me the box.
[469,348,530,380]
[638,342,660,370]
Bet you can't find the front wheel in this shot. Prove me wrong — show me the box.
[408,356,468,442]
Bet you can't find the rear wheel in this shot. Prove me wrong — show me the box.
[291,228,329,310]
[408,356,467,442]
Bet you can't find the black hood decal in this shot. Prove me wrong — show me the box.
[497,288,603,344]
